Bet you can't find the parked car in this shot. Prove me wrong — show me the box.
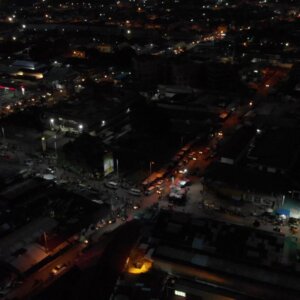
[145,186,156,196]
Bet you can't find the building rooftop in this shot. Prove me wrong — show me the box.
[205,162,294,193]
[219,125,256,161]
[45,89,133,131]
[148,211,300,299]
[248,128,300,171]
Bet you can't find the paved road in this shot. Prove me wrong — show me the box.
[5,243,86,300]
[3,215,132,300]
[31,221,141,300]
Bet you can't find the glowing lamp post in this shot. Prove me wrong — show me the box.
[78,124,83,133]
[41,136,46,152]
[49,118,55,130]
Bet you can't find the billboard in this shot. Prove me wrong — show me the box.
[103,152,114,176]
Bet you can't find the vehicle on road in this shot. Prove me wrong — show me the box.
[156,179,164,186]
[145,186,156,196]
[25,159,33,166]
[46,167,55,174]
[133,203,140,210]
[108,217,116,224]
[105,181,119,189]
[128,188,142,196]
[51,264,67,276]
[121,182,130,189]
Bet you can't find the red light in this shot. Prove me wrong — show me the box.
[0,85,16,91]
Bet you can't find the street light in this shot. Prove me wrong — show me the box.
[1,127,5,141]
[78,124,83,132]
[50,118,55,129]
[116,158,119,178]
[44,232,49,253]
[41,136,46,152]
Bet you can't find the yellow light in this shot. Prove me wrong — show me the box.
[127,260,152,274]
[35,73,44,79]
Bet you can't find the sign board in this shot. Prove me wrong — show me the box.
[103,152,114,176]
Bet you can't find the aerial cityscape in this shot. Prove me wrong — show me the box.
[0,0,299,299]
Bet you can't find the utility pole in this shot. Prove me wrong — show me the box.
[149,161,154,176]
[1,127,5,143]
[41,136,46,153]
[116,158,119,178]
[54,135,57,157]
[44,231,48,253]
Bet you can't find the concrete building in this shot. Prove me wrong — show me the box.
[120,211,300,300]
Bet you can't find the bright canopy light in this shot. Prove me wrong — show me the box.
[174,290,186,297]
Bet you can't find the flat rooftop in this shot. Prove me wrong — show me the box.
[146,211,300,298]
[45,89,133,129]
[248,128,300,170]
[204,162,294,193]
[219,125,256,160]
